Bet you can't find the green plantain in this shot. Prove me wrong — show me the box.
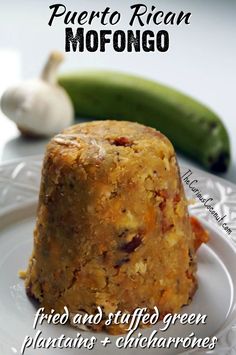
[58,71,230,172]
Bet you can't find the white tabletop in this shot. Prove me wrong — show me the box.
[0,0,235,183]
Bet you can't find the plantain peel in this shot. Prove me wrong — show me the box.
[59,71,230,173]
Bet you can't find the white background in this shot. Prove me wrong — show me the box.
[0,0,235,182]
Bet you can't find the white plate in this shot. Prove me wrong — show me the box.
[0,156,236,355]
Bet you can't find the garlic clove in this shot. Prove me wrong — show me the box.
[0,51,74,137]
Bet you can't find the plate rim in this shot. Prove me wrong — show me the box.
[0,155,236,355]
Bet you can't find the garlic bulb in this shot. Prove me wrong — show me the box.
[0,51,74,137]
